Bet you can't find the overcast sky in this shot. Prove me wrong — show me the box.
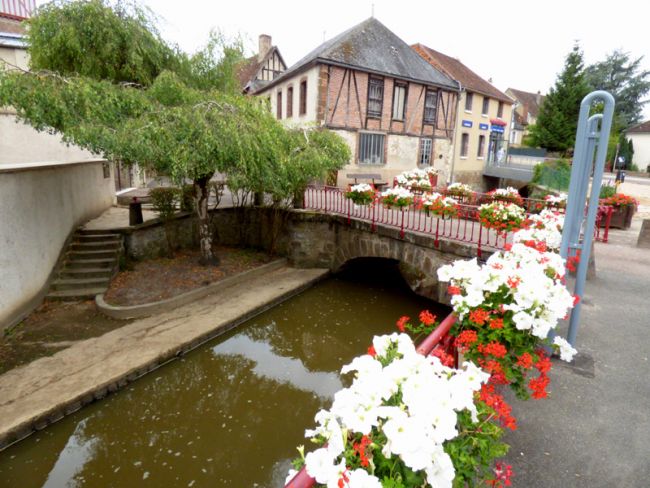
[51,0,650,119]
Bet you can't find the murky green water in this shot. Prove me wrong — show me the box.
[0,259,448,488]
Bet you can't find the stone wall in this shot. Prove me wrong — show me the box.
[121,207,290,260]
[123,207,479,304]
[0,160,115,330]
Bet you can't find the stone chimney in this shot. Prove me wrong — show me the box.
[536,90,541,105]
[258,34,272,62]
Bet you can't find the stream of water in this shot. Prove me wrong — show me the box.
[0,259,449,487]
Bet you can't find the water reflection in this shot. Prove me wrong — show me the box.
[0,259,449,487]
[43,420,97,488]
[212,333,344,399]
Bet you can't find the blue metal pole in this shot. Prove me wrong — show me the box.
[565,91,615,346]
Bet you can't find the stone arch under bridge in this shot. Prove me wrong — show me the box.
[285,212,482,303]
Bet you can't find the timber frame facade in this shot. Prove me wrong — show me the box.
[256,18,460,187]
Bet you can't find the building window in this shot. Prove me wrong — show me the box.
[367,77,384,118]
[419,138,433,166]
[482,96,489,116]
[276,91,282,119]
[299,80,307,116]
[358,132,385,165]
[460,133,469,157]
[477,134,485,158]
[423,89,438,124]
[287,86,293,118]
[392,83,407,120]
[497,101,504,118]
[465,92,473,111]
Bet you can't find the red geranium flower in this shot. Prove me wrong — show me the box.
[396,315,410,332]
[419,310,436,326]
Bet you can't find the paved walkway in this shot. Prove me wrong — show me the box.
[0,265,328,448]
[505,214,650,486]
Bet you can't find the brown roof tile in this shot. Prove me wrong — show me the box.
[412,43,512,103]
[236,55,263,91]
[506,88,545,119]
[626,120,650,133]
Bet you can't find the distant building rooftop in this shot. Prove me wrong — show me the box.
[258,17,458,93]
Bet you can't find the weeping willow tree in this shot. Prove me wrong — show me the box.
[0,0,349,264]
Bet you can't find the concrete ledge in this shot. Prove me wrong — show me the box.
[96,258,288,319]
[0,266,329,450]
[0,158,107,174]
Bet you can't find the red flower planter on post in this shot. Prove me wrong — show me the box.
[607,204,635,229]
[599,194,638,230]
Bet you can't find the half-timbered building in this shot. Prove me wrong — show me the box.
[255,18,460,187]
[237,34,287,94]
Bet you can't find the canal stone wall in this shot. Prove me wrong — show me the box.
[119,207,484,303]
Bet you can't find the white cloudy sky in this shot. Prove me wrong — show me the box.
[40,0,650,120]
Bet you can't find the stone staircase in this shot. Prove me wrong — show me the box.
[46,229,122,300]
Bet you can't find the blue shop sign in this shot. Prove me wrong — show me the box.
[462,120,473,128]
[479,123,489,130]
[490,125,505,134]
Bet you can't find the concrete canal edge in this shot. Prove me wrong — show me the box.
[96,258,289,319]
[0,265,330,450]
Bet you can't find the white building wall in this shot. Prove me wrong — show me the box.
[260,65,321,127]
[1,46,97,166]
[629,133,650,170]
[335,131,449,188]
[0,160,115,330]
[0,112,96,165]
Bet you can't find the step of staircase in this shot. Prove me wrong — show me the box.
[78,228,120,235]
[76,233,121,243]
[50,277,113,292]
[64,257,117,269]
[67,249,120,260]
[46,228,123,301]
[59,267,114,279]
[47,287,109,300]
[70,241,121,251]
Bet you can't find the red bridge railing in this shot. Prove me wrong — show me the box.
[285,314,457,488]
[303,186,611,255]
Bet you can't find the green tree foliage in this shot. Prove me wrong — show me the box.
[0,1,349,265]
[585,50,650,128]
[528,43,590,154]
[26,0,178,85]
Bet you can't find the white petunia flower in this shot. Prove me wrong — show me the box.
[554,336,578,362]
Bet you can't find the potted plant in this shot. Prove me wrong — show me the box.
[394,168,437,193]
[444,182,475,204]
[345,183,376,206]
[487,187,524,207]
[599,193,638,229]
[287,332,509,488]
[478,201,527,234]
[421,192,459,219]
[543,193,567,210]
[381,187,414,209]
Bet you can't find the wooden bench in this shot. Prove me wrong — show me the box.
[346,173,388,190]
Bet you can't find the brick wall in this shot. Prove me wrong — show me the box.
[321,64,456,138]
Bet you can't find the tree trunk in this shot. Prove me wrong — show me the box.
[194,175,219,266]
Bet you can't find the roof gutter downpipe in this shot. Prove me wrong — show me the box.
[448,81,462,184]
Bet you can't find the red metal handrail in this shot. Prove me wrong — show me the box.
[284,313,457,488]
[304,186,611,253]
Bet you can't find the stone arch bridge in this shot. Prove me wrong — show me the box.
[285,211,488,304]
